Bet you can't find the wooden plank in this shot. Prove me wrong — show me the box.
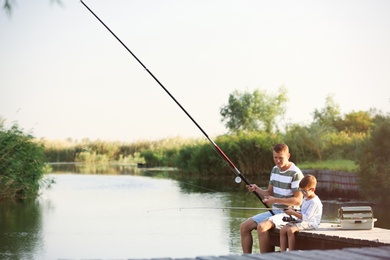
[296,249,360,260]
[136,246,390,260]
[300,222,390,245]
[268,222,390,251]
[196,256,227,260]
[240,253,295,260]
[342,247,390,259]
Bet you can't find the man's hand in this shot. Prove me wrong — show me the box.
[263,196,276,204]
[246,184,258,193]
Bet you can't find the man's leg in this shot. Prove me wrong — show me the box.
[240,218,257,253]
[257,220,275,253]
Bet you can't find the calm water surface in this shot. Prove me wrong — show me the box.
[0,164,388,259]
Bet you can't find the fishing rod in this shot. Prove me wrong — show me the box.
[148,207,292,213]
[80,0,274,216]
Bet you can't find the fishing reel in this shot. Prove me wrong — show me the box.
[282,215,295,222]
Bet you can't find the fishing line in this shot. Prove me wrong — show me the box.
[140,168,249,198]
[175,180,226,193]
[172,179,252,200]
[147,207,284,213]
[80,0,274,215]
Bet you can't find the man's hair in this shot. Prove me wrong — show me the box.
[299,174,317,189]
[273,143,289,153]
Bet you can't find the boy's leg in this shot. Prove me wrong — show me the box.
[257,219,275,253]
[287,225,299,251]
[279,226,288,252]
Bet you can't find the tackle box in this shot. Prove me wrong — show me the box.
[338,206,377,230]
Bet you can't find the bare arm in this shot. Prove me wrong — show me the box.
[263,190,303,207]
[284,209,302,219]
[246,184,273,198]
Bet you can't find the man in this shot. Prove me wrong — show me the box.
[240,143,304,253]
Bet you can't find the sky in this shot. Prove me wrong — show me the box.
[1,0,389,142]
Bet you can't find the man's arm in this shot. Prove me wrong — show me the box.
[246,184,273,198]
[263,190,303,207]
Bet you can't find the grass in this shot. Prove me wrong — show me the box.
[298,159,358,172]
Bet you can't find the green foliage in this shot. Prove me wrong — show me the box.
[220,86,288,133]
[215,132,281,175]
[3,0,63,16]
[285,123,367,163]
[44,139,151,164]
[44,137,194,167]
[299,159,358,172]
[3,0,11,15]
[334,110,374,133]
[312,94,341,128]
[175,141,228,175]
[22,91,388,202]
[356,114,390,201]
[324,131,367,160]
[0,124,52,200]
[284,123,336,162]
[175,132,281,177]
[140,150,165,167]
[75,151,110,164]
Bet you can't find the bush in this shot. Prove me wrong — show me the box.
[324,131,367,160]
[0,124,52,200]
[285,123,367,162]
[356,115,390,201]
[175,131,281,177]
[216,131,281,176]
[176,142,224,175]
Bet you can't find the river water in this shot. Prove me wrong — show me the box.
[0,164,388,259]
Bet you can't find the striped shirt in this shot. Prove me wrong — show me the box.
[269,162,304,209]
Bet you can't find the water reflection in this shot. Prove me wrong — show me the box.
[0,164,388,259]
[0,199,44,259]
[49,162,145,175]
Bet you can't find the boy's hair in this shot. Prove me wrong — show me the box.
[273,143,289,153]
[299,174,317,189]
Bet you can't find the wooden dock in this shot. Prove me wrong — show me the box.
[131,246,390,260]
[268,222,390,250]
[133,223,390,260]
[188,246,390,260]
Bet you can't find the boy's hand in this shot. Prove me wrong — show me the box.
[284,209,296,215]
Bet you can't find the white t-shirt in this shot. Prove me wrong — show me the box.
[298,195,323,229]
[269,195,323,230]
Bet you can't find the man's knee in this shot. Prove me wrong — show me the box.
[240,219,257,233]
[257,220,274,233]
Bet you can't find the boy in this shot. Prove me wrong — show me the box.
[273,174,323,251]
[240,143,304,253]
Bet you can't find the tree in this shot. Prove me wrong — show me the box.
[285,122,335,162]
[334,110,374,133]
[220,86,288,133]
[3,0,62,15]
[3,0,12,15]
[356,115,390,201]
[312,94,341,128]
